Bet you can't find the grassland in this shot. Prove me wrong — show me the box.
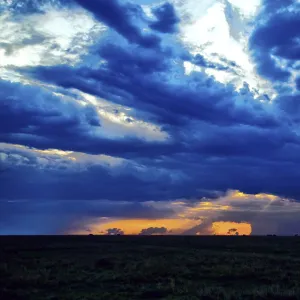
[1,235,300,300]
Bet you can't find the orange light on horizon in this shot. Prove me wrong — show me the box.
[69,218,201,235]
[212,221,252,235]
[68,218,252,236]
[66,189,286,236]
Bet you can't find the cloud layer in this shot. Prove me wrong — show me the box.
[1,0,300,235]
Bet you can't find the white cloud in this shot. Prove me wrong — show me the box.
[80,92,169,142]
[0,142,125,170]
[172,0,275,99]
[227,0,261,17]
[0,7,104,70]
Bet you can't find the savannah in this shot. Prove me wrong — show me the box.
[1,235,300,300]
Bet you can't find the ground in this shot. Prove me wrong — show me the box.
[1,235,300,300]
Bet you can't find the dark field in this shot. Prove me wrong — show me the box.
[1,236,300,300]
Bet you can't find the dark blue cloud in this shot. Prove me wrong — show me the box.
[217,55,240,69]
[262,0,297,14]
[3,135,300,204]
[276,95,300,123]
[192,54,237,72]
[296,78,300,91]
[0,193,172,234]
[0,79,183,158]
[98,43,168,74]
[250,51,290,82]
[250,0,300,82]
[149,2,179,33]
[74,0,161,49]
[0,148,191,202]
[0,80,101,143]
[21,41,280,130]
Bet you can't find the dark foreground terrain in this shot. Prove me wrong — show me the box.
[1,235,300,300]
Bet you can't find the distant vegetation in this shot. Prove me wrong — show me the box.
[1,235,300,299]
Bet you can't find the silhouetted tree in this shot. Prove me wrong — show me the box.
[139,227,168,235]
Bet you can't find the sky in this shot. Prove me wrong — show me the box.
[0,0,300,236]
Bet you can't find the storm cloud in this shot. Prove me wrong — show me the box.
[1,0,300,235]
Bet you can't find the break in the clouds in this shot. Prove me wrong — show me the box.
[0,0,300,235]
